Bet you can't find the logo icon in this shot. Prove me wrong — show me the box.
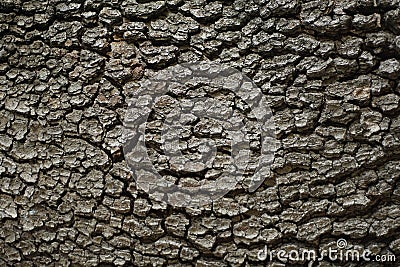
[123,61,277,207]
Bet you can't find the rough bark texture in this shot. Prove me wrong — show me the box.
[1,0,400,266]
